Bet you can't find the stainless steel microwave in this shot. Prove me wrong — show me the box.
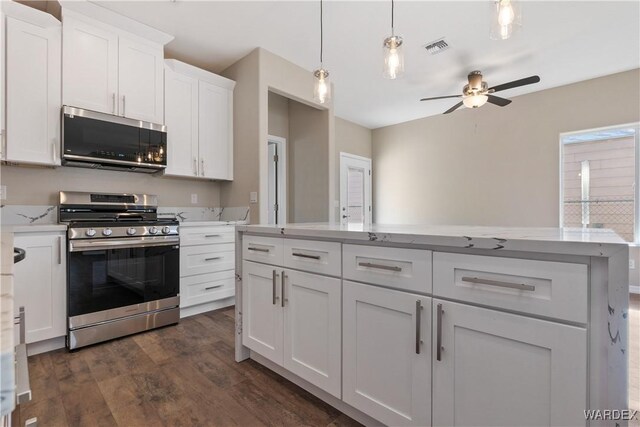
[61,106,167,173]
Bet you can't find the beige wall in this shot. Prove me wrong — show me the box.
[334,117,373,218]
[288,101,330,223]
[222,48,334,224]
[0,164,221,206]
[268,92,289,140]
[372,69,640,228]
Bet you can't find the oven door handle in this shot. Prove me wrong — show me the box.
[69,236,180,252]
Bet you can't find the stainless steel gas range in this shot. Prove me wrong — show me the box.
[59,191,180,350]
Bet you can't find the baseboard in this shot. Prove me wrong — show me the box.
[180,297,235,318]
[630,286,640,294]
[249,352,382,427]
[27,336,65,356]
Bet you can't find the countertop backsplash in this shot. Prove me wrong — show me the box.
[1,205,250,226]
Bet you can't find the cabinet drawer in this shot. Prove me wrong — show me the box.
[343,245,432,293]
[242,235,283,266]
[283,239,341,276]
[180,225,235,246]
[180,243,234,277]
[433,252,588,323]
[181,270,235,308]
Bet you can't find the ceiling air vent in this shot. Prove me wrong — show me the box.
[424,38,449,55]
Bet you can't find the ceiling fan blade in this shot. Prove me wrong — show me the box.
[488,75,541,93]
[486,95,512,107]
[420,95,462,102]
[443,101,464,114]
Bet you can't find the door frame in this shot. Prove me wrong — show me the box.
[266,135,288,224]
[340,152,372,226]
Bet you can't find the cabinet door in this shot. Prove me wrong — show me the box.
[118,36,164,123]
[6,17,61,166]
[242,261,283,365]
[199,81,232,180]
[283,269,341,398]
[343,280,431,426]
[62,15,118,114]
[432,299,587,427]
[164,67,199,177]
[13,233,66,343]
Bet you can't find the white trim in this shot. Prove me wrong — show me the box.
[339,152,371,163]
[340,152,372,227]
[165,59,236,90]
[26,336,65,356]
[266,135,288,225]
[180,297,235,319]
[629,286,640,295]
[1,1,61,28]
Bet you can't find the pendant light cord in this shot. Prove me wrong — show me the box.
[320,0,324,66]
[391,0,395,36]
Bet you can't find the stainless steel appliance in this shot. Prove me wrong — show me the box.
[61,106,167,173]
[60,191,179,350]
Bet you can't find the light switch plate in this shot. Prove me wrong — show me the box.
[250,192,258,203]
[191,193,198,204]
[0,185,6,200]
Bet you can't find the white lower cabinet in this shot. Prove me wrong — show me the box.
[12,232,66,344]
[342,280,431,426]
[242,261,342,398]
[432,299,587,427]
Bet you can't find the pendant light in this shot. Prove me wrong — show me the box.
[490,0,521,40]
[383,0,404,79]
[313,0,330,104]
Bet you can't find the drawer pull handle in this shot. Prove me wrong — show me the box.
[205,234,221,238]
[272,270,278,305]
[415,300,422,354]
[248,246,270,253]
[461,276,536,292]
[204,285,223,291]
[436,303,444,361]
[281,272,287,307]
[358,262,402,272]
[204,257,222,261]
[292,252,321,260]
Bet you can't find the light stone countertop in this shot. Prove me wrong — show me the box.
[178,220,247,227]
[1,224,67,233]
[0,232,15,417]
[237,223,629,257]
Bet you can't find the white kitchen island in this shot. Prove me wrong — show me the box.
[234,223,630,427]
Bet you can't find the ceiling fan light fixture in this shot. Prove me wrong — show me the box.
[490,0,521,40]
[463,94,489,109]
[383,35,404,79]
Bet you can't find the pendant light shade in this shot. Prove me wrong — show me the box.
[462,94,488,109]
[490,0,521,40]
[313,0,330,104]
[383,0,404,79]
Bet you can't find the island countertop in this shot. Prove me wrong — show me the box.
[236,223,628,257]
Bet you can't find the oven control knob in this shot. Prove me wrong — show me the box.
[127,227,137,236]
[85,228,97,237]
[149,226,159,235]
[162,226,172,235]
[102,228,113,237]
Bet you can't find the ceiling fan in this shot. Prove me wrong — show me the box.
[420,71,541,114]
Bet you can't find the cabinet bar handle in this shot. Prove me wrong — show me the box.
[281,272,286,307]
[58,236,63,265]
[51,141,56,162]
[461,276,535,292]
[415,300,422,354]
[204,284,223,291]
[204,257,221,261]
[436,303,443,361]
[358,262,402,272]
[248,246,269,253]
[292,252,321,260]
[201,158,205,176]
[205,234,221,238]
[112,93,116,114]
[193,157,198,176]
[122,95,126,116]
[272,270,277,305]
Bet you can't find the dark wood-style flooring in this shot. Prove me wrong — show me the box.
[16,306,361,427]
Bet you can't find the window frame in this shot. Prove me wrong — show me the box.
[559,122,640,245]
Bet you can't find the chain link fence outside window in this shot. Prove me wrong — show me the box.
[563,197,635,242]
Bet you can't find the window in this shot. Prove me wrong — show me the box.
[560,124,640,243]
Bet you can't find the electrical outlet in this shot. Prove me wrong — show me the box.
[191,193,198,204]
[0,185,6,201]
[630,259,636,269]
[250,192,258,204]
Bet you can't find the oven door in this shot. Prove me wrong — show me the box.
[67,236,179,328]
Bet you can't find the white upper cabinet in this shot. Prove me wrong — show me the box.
[164,66,199,177]
[118,36,164,123]
[61,4,172,124]
[3,4,61,166]
[62,15,118,115]
[164,59,235,181]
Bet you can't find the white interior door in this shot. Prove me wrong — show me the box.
[267,136,287,225]
[340,153,372,227]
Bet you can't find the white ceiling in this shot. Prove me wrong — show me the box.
[94,1,640,129]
